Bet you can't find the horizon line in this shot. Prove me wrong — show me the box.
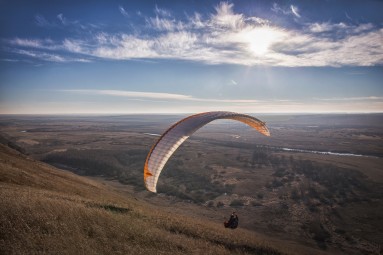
[1,111,383,116]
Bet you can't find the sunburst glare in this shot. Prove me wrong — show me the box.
[245,27,285,55]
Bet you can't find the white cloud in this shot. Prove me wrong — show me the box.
[271,3,285,15]
[147,16,180,31]
[92,35,156,59]
[7,2,383,66]
[154,5,171,17]
[119,6,129,17]
[63,39,83,53]
[317,96,383,101]
[10,38,46,48]
[57,90,383,114]
[13,49,90,63]
[0,58,20,62]
[64,89,262,104]
[353,23,374,33]
[212,2,244,30]
[69,90,192,100]
[290,5,301,18]
[271,3,301,19]
[188,12,205,28]
[34,13,93,32]
[308,22,352,33]
[57,13,67,25]
[34,15,52,27]
[35,13,76,27]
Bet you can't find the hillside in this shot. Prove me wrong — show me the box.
[0,143,322,255]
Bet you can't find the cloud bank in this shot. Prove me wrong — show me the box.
[5,2,383,66]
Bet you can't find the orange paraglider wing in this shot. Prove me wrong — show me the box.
[144,111,270,192]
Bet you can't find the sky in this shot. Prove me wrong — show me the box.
[0,0,382,114]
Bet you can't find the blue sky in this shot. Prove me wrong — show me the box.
[1,0,382,114]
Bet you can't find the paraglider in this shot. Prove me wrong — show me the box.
[144,111,270,193]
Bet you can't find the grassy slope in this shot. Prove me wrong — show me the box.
[1,143,315,255]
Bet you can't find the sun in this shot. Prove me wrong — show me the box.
[245,27,284,55]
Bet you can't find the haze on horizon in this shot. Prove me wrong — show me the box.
[0,0,382,114]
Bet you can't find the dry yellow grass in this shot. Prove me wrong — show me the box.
[0,144,332,255]
[0,144,326,254]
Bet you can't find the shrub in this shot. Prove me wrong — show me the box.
[216,201,225,208]
[307,220,331,249]
[251,201,262,207]
[229,199,244,207]
[291,188,300,200]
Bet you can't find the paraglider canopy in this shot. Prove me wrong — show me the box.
[144,111,270,192]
